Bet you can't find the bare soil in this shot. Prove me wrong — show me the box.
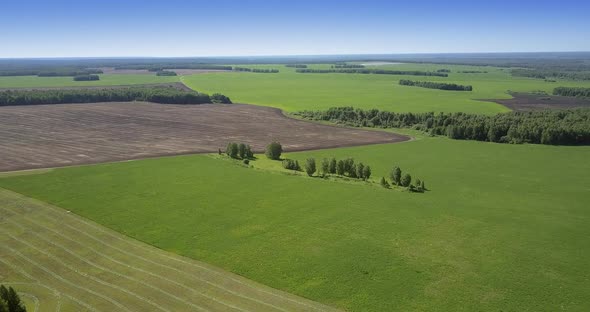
[483,93,590,111]
[0,102,408,171]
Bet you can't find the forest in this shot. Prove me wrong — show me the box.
[553,86,590,97]
[295,107,590,145]
[295,68,448,77]
[399,79,473,91]
[285,64,308,68]
[155,70,178,76]
[332,64,365,68]
[511,68,590,80]
[0,87,232,106]
[0,68,103,77]
[114,64,233,71]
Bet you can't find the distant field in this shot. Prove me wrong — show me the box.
[0,189,339,312]
[1,138,588,311]
[182,64,590,114]
[0,74,179,88]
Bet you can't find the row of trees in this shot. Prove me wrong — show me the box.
[511,69,590,80]
[553,86,590,97]
[73,74,100,81]
[0,87,232,106]
[285,64,307,68]
[295,68,448,77]
[0,285,26,312]
[156,70,178,76]
[332,64,365,68]
[295,107,590,145]
[282,156,373,180]
[458,70,487,73]
[225,142,254,159]
[380,166,426,192]
[233,67,279,73]
[437,69,451,73]
[115,64,233,71]
[38,68,103,77]
[399,79,473,91]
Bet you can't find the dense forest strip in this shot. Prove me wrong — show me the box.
[553,87,590,97]
[0,68,103,77]
[233,67,279,73]
[0,82,193,92]
[294,107,590,145]
[511,68,590,80]
[295,68,448,77]
[114,64,233,71]
[399,79,473,91]
[73,74,100,81]
[284,64,307,68]
[0,87,232,106]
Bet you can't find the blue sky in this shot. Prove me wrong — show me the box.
[1,0,589,57]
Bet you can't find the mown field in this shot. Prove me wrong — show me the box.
[0,74,179,88]
[181,63,590,114]
[1,137,588,311]
[0,189,338,312]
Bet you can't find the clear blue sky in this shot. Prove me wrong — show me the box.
[1,0,589,57]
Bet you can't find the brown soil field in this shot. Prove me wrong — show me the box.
[0,102,407,172]
[483,92,590,111]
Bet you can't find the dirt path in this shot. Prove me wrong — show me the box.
[0,102,408,171]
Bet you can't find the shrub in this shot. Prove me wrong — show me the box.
[391,167,402,185]
[0,285,26,312]
[321,158,330,176]
[243,159,250,165]
[401,174,412,187]
[210,93,232,104]
[380,177,390,188]
[238,143,246,159]
[329,158,337,174]
[362,166,371,180]
[73,74,100,81]
[226,142,238,158]
[265,142,282,160]
[282,159,301,171]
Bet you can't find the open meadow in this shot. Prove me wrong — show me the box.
[1,137,588,311]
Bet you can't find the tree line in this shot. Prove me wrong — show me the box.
[380,166,426,193]
[0,68,103,77]
[0,285,26,312]
[295,107,590,145]
[295,68,448,77]
[332,64,365,68]
[399,79,473,91]
[511,69,590,81]
[73,74,100,81]
[156,70,178,76]
[553,86,590,98]
[233,67,279,73]
[437,69,451,73]
[115,64,233,71]
[458,70,487,73]
[225,142,254,162]
[285,64,308,68]
[0,87,232,106]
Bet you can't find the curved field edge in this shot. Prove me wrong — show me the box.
[0,189,341,312]
[0,138,589,311]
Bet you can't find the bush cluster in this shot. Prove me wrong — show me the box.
[284,64,307,68]
[73,74,100,81]
[296,107,590,146]
[381,166,426,192]
[282,159,301,171]
[155,70,177,76]
[225,142,254,159]
[553,86,590,98]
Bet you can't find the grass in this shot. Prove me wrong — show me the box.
[1,138,588,311]
[181,63,590,114]
[0,189,335,312]
[0,74,179,88]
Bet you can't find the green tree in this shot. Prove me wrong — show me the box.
[265,142,282,160]
[321,158,330,177]
[356,163,365,180]
[329,158,337,174]
[421,180,426,190]
[336,160,346,175]
[401,173,412,187]
[380,177,390,188]
[226,142,238,159]
[349,164,357,178]
[0,298,7,312]
[0,285,26,312]
[238,143,246,159]
[391,166,402,185]
[362,166,371,180]
[415,178,421,188]
[305,158,316,176]
[245,145,254,158]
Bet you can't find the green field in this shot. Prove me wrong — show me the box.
[182,63,590,114]
[0,74,179,88]
[0,189,337,312]
[2,137,588,311]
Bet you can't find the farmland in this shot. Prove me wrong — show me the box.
[1,137,589,311]
[0,74,179,89]
[0,102,402,171]
[0,188,338,311]
[181,63,590,113]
